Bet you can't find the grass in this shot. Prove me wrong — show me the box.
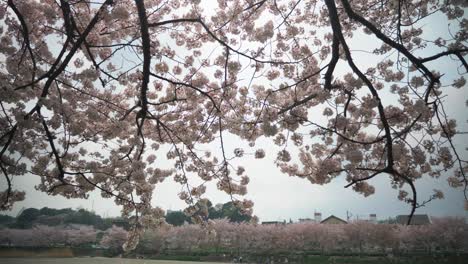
[302,255,468,264]
[0,247,74,258]
[1,255,467,264]
[0,258,225,264]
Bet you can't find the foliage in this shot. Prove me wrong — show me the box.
[165,211,190,227]
[0,214,15,227]
[7,207,111,229]
[39,207,74,216]
[165,201,252,226]
[218,202,253,223]
[63,208,107,229]
[15,208,41,228]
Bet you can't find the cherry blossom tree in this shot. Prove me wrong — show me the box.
[1,0,467,249]
[343,221,373,255]
[430,217,468,252]
[135,226,170,255]
[205,218,235,254]
[64,224,98,247]
[165,224,204,252]
[396,224,437,254]
[100,225,128,252]
[367,222,398,253]
[0,224,96,248]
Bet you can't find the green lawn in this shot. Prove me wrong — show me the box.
[301,255,468,264]
[1,256,467,264]
[0,258,225,264]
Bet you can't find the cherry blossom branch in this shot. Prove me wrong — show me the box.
[150,72,220,112]
[339,0,439,102]
[325,0,419,224]
[325,0,394,166]
[274,65,329,115]
[419,49,468,71]
[38,0,113,102]
[274,0,302,29]
[218,117,235,201]
[148,17,301,65]
[134,0,153,161]
[393,170,417,225]
[344,169,387,188]
[38,111,66,183]
[2,0,114,201]
[278,93,318,115]
[155,119,195,205]
[0,126,16,209]
[433,100,468,200]
[59,0,75,41]
[324,34,340,90]
[0,163,12,210]
[7,0,37,85]
[77,173,138,205]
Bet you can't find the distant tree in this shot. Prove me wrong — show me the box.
[165,211,190,227]
[0,214,15,227]
[221,202,252,223]
[378,217,398,224]
[37,207,73,216]
[10,207,112,229]
[64,208,104,227]
[36,214,66,226]
[15,208,40,228]
[208,204,223,220]
[165,201,252,226]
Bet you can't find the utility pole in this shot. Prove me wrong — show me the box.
[346,210,353,222]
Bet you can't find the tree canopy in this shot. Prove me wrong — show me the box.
[165,201,252,226]
[0,0,467,250]
[9,206,111,229]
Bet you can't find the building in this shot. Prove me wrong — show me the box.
[314,212,322,223]
[320,215,347,224]
[298,218,313,223]
[396,214,431,225]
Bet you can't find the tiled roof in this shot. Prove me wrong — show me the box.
[396,214,431,225]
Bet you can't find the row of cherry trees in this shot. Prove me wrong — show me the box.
[0,217,466,255]
[116,217,468,255]
[0,224,98,247]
